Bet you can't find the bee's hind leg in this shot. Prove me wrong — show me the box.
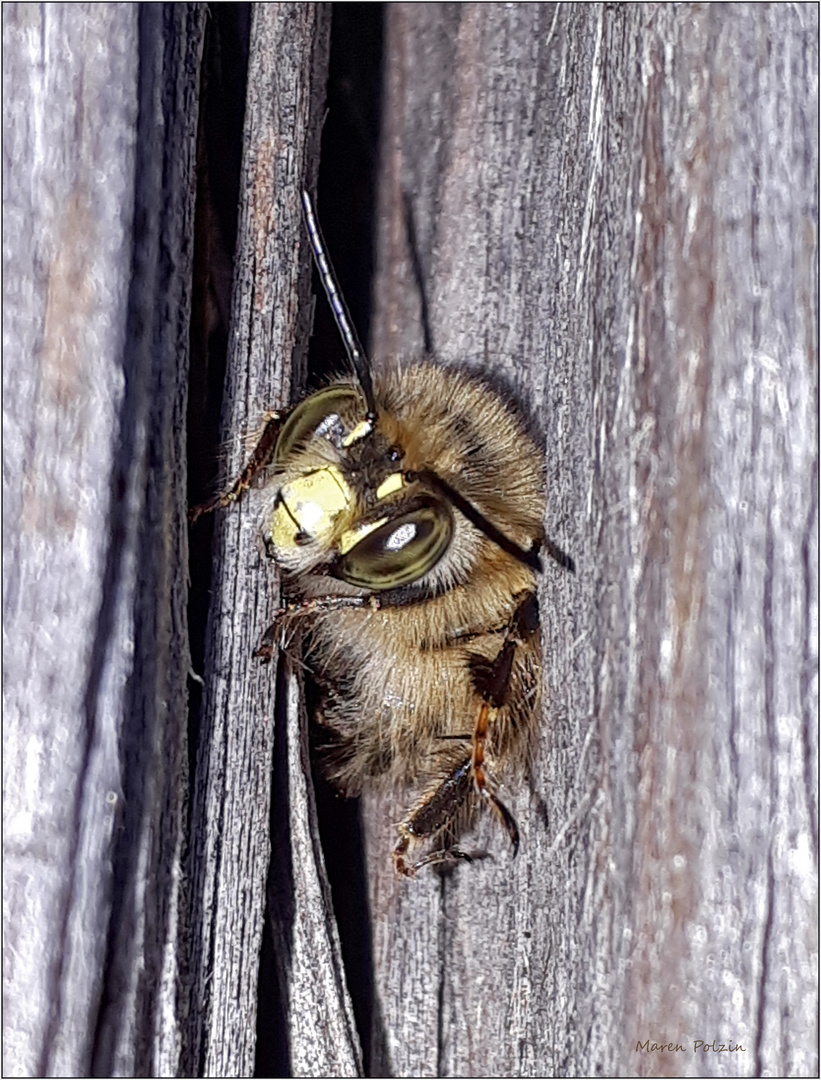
[392,760,475,877]
[391,731,519,876]
[393,835,473,877]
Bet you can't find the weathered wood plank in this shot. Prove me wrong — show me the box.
[7,4,815,1077]
[184,5,362,1076]
[3,4,204,1076]
[364,5,817,1077]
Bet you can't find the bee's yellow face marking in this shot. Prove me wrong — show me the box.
[338,516,389,556]
[375,472,405,501]
[341,418,374,447]
[272,465,351,550]
[337,474,404,556]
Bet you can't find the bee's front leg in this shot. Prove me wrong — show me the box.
[253,594,379,661]
[189,409,285,522]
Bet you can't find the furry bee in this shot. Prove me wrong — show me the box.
[193,192,573,875]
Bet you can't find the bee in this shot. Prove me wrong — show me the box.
[192,191,573,876]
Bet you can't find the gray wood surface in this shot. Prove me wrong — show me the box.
[362,5,818,1077]
[3,5,358,1076]
[3,4,204,1076]
[5,4,816,1078]
[182,5,361,1077]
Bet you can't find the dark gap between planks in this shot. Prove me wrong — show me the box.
[304,6,385,1075]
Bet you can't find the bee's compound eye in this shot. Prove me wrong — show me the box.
[336,500,453,590]
[275,386,365,464]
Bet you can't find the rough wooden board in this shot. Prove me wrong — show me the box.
[364,5,817,1077]
[183,4,362,1075]
[269,660,363,1077]
[8,4,813,1077]
[3,4,203,1076]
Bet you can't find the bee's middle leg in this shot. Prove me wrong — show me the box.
[464,590,540,855]
[470,702,520,855]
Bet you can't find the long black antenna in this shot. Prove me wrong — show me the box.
[301,190,377,422]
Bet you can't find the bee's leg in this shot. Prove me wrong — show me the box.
[394,841,473,879]
[397,591,539,870]
[255,584,436,663]
[189,409,285,522]
[254,585,450,663]
[465,590,540,854]
[253,622,280,663]
[254,594,377,661]
[392,760,474,876]
[469,702,520,856]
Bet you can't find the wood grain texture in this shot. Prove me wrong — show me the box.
[271,661,363,1077]
[3,4,203,1076]
[363,5,817,1077]
[183,5,362,1076]
[8,4,813,1077]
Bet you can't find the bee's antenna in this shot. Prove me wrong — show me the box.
[301,190,378,423]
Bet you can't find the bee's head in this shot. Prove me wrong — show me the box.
[264,383,454,591]
[267,193,547,595]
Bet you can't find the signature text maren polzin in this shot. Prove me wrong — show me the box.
[636,1040,746,1053]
